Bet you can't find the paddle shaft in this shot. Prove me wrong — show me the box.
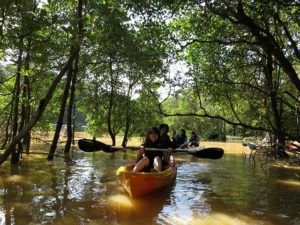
[78,139,224,159]
[119,147,223,159]
[115,146,198,153]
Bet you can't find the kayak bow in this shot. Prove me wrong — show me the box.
[116,157,177,198]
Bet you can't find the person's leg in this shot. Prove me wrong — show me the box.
[153,156,162,172]
[163,151,170,164]
[179,142,188,148]
[133,157,149,172]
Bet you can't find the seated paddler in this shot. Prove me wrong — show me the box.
[133,127,165,172]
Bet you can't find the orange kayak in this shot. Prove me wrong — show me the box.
[116,157,177,198]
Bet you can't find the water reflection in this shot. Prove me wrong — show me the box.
[109,183,174,225]
[0,143,299,224]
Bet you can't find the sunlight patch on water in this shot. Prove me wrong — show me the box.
[108,194,134,208]
[36,170,48,175]
[166,212,271,225]
[202,141,246,154]
[276,179,300,187]
[1,175,28,185]
[268,164,300,171]
[106,180,118,187]
[117,186,128,195]
[24,154,46,160]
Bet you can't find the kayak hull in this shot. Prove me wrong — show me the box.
[173,145,205,154]
[116,159,177,198]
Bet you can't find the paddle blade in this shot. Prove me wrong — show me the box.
[192,147,224,159]
[78,139,117,152]
[206,134,218,140]
[246,143,256,150]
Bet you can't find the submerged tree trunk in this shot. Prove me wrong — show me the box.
[65,53,78,153]
[122,121,130,147]
[47,0,83,159]
[48,61,73,160]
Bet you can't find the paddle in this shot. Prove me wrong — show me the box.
[78,139,224,159]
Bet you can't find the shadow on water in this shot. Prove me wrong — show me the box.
[0,143,300,224]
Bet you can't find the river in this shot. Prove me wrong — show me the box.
[0,141,299,225]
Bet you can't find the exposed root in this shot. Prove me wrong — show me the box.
[248,145,300,169]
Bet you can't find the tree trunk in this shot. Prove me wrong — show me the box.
[122,121,130,147]
[24,73,31,154]
[48,61,73,160]
[11,40,23,164]
[0,46,79,165]
[122,97,131,147]
[221,120,227,142]
[23,41,32,154]
[1,99,14,149]
[17,83,27,157]
[265,51,285,145]
[17,43,32,157]
[111,134,116,146]
[65,53,78,153]
[47,0,83,159]
[235,2,300,93]
[107,59,116,146]
[72,101,76,145]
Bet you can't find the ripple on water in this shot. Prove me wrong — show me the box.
[0,142,299,225]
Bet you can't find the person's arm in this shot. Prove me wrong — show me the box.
[163,147,173,164]
[194,137,200,145]
[136,146,144,161]
[172,131,176,142]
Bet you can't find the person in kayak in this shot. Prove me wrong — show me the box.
[172,129,187,148]
[180,131,200,148]
[133,127,165,172]
[159,124,174,166]
[159,124,175,148]
[261,132,271,145]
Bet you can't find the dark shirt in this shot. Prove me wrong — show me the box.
[141,138,163,172]
[173,135,187,147]
[189,136,199,147]
[161,134,176,149]
[189,136,199,143]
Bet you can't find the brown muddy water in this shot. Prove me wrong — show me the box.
[0,142,300,225]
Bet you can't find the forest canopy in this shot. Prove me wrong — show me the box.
[0,0,299,164]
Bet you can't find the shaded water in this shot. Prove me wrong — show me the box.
[0,142,300,225]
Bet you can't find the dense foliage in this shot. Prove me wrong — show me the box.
[0,0,299,163]
[155,1,300,143]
